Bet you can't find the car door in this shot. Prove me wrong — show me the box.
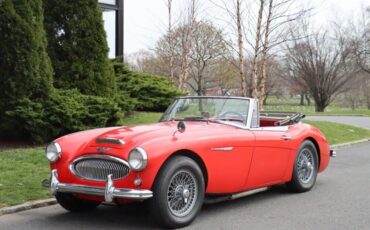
[245,126,294,189]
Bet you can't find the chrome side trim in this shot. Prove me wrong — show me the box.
[96,137,125,145]
[250,126,289,132]
[70,155,130,181]
[231,187,269,200]
[48,169,153,201]
[211,147,234,151]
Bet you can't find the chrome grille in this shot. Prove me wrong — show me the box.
[71,155,130,181]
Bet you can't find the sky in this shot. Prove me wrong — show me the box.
[120,0,369,55]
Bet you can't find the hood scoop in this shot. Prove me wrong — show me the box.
[96,137,125,145]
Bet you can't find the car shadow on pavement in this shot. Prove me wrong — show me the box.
[47,184,313,229]
[48,202,157,229]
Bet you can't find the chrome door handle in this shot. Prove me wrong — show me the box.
[280,135,292,140]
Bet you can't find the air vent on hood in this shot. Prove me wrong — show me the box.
[96,137,125,145]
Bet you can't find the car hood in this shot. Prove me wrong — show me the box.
[55,121,247,161]
[57,121,239,150]
[89,121,239,147]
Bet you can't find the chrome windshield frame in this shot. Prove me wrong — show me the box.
[160,96,258,130]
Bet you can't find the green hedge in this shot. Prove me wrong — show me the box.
[1,90,121,144]
[114,63,182,112]
[44,0,115,98]
[0,0,53,111]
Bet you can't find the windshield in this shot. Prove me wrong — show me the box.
[160,97,250,126]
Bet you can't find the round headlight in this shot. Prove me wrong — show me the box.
[128,147,148,171]
[46,142,62,162]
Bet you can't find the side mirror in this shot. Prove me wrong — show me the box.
[177,121,186,133]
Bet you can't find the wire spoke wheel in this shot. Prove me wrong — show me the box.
[297,149,315,184]
[287,140,319,193]
[167,170,198,217]
[150,156,204,228]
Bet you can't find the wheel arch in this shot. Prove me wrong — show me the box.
[304,137,321,167]
[154,149,209,190]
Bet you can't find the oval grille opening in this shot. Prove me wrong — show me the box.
[72,156,130,181]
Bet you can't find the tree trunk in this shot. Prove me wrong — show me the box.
[167,0,174,82]
[263,94,268,106]
[178,0,196,92]
[300,92,304,106]
[236,0,247,97]
[305,94,311,106]
[196,75,203,96]
[315,102,327,112]
[251,0,264,99]
[258,0,273,111]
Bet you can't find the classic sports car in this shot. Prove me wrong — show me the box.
[43,96,335,228]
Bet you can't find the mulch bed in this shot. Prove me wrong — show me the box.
[0,140,39,151]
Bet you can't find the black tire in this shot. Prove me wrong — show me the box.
[55,192,100,212]
[149,156,205,229]
[287,140,319,193]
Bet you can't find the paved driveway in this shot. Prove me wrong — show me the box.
[1,142,370,229]
[306,116,370,129]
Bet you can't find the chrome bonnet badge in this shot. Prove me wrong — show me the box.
[96,147,112,153]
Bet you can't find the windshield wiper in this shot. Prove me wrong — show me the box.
[170,116,207,121]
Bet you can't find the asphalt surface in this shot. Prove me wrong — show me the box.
[307,116,370,129]
[1,142,370,230]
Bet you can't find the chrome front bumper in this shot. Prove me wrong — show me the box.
[44,169,153,202]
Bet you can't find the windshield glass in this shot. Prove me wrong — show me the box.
[160,97,250,126]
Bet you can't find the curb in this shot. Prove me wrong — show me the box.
[306,114,368,117]
[0,198,57,216]
[330,138,370,149]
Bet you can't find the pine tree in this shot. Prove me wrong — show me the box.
[44,0,115,98]
[0,0,53,108]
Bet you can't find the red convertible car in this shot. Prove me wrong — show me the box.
[44,96,335,228]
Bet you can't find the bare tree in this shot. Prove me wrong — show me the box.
[236,0,248,96]
[178,0,198,92]
[126,50,169,75]
[166,0,175,82]
[258,0,273,110]
[187,21,229,95]
[285,29,353,112]
[354,7,370,74]
[208,0,248,96]
[213,57,240,95]
[257,0,312,109]
[251,0,264,99]
[153,19,230,95]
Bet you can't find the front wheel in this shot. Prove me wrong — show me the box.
[287,140,319,193]
[149,156,205,229]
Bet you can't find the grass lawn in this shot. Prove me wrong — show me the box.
[265,105,370,116]
[119,112,162,126]
[265,97,370,116]
[1,112,369,208]
[0,148,50,208]
[304,120,370,145]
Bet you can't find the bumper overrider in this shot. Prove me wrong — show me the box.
[44,169,153,202]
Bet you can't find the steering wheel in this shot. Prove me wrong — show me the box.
[217,111,245,122]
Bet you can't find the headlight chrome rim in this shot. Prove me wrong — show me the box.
[46,142,62,162]
[128,147,148,171]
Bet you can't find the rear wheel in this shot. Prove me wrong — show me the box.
[149,156,205,229]
[287,140,318,193]
[55,192,100,212]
